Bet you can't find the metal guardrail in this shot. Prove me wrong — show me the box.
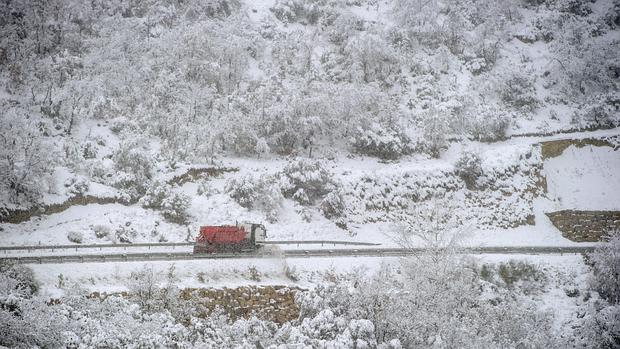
[0,242,193,252]
[0,240,381,253]
[263,240,381,246]
[0,246,597,264]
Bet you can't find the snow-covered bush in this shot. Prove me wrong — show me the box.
[67,231,84,244]
[345,32,401,86]
[225,175,258,208]
[0,261,38,296]
[576,93,620,129]
[345,169,461,224]
[270,0,307,23]
[91,224,111,239]
[140,181,172,209]
[160,193,192,225]
[115,225,137,243]
[467,106,510,142]
[554,0,592,16]
[128,265,160,313]
[480,260,547,295]
[454,150,483,189]
[579,304,620,349]
[65,177,89,196]
[349,122,412,160]
[280,158,336,205]
[196,180,219,197]
[500,74,539,112]
[605,0,620,29]
[270,0,336,25]
[588,231,620,304]
[112,138,155,200]
[225,175,283,222]
[81,141,98,159]
[0,111,54,206]
[420,111,450,158]
[320,189,346,219]
[140,181,191,224]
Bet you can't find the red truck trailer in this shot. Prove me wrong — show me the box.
[194,223,267,253]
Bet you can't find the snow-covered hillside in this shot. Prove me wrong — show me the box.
[1,0,620,347]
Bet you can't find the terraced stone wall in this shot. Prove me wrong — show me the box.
[180,285,301,324]
[546,210,620,242]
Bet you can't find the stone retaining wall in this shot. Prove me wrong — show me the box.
[546,210,620,242]
[180,285,300,324]
[539,138,615,159]
[0,195,132,224]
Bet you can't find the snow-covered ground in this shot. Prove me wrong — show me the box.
[545,145,620,211]
[31,253,585,296]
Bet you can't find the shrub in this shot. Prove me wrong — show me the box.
[270,0,334,25]
[588,231,620,304]
[500,74,539,112]
[350,123,412,160]
[420,112,450,158]
[225,175,283,222]
[454,151,483,190]
[0,261,39,296]
[115,225,137,243]
[605,0,620,29]
[0,112,53,206]
[284,264,300,281]
[580,304,620,348]
[112,138,154,199]
[467,106,510,142]
[577,93,620,129]
[160,192,191,224]
[280,159,335,205]
[92,224,111,239]
[65,177,89,196]
[140,181,191,224]
[555,0,592,16]
[225,176,259,209]
[67,231,84,244]
[82,141,98,159]
[320,189,346,219]
[196,180,219,197]
[481,260,547,294]
[247,266,261,281]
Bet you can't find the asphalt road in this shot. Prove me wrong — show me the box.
[0,245,596,264]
